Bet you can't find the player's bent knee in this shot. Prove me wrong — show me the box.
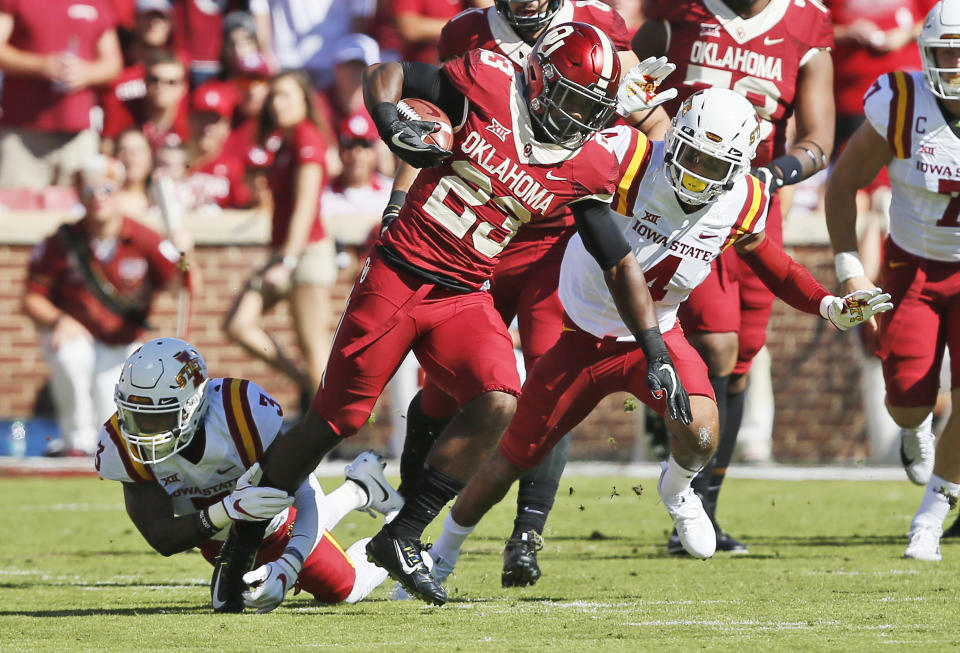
[461,391,517,434]
[673,396,719,459]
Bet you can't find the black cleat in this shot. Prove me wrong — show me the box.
[502,530,544,587]
[210,525,261,613]
[366,528,446,606]
[943,513,960,539]
[715,530,748,554]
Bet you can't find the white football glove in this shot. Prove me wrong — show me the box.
[616,56,678,117]
[819,288,893,331]
[213,463,294,525]
[241,552,302,614]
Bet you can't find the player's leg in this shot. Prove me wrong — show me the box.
[366,291,522,604]
[904,278,960,560]
[90,341,140,454]
[40,333,97,455]
[397,383,457,498]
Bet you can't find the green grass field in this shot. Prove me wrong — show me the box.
[0,474,957,652]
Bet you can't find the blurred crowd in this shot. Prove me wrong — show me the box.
[0,0,939,456]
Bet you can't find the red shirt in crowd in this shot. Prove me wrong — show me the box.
[392,0,468,63]
[100,66,191,149]
[26,217,181,345]
[263,120,327,249]
[187,149,251,209]
[0,0,117,133]
[831,0,935,117]
[171,0,246,78]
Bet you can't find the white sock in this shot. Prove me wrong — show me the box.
[322,481,369,531]
[429,512,475,574]
[912,474,960,531]
[901,413,934,439]
[659,455,702,498]
[343,538,389,604]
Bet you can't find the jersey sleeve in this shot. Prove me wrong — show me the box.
[598,125,655,215]
[218,378,284,466]
[438,9,486,61]
[640,0,680,21]
[863,71,916,159]
[442,48,514,113]
[94,413,157,483]
[294,121,326,166]
[725,174,771,250]
[584,4,631,50]
[25,233,61,298]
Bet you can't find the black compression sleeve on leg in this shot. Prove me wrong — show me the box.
[513,433,571,536]
[398,391,454,499]
[707,385,746,519]
[390,465,466,539]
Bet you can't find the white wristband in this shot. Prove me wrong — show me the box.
[834,251,866,283]
[207,501,231,529]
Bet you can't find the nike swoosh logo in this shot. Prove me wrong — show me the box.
[657,363,678,399]
[763,37,784,45]
[545,171,566,181]
[277,573,288,594]
[217,465,236,475]
[393,540,419,575]
[391,133,425,153]
[698,232,718,240]
[232,499,257,520]
[370,477,391,503]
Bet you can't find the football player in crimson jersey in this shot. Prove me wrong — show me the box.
[826,0,960,560]
[421,89,890,591]
[96,338,404,613]
[215,23,693,608]
[386,0,675,591]
[632,0,836,554]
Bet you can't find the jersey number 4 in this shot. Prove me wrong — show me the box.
[645,254,682,301]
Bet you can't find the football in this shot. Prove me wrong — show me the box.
[397,98,454,151]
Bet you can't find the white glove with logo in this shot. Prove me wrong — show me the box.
[206,463,294,528]
[616,56,678,116]
[242,552,302,613]
[819,288,893,331]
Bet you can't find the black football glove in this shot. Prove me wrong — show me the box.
[639,327,692,425]
[750,165,784,193]
[385,120,451,169]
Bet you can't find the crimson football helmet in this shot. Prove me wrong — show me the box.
[524,22,621,150]
[496,0,562,33]
[115,338,210,464]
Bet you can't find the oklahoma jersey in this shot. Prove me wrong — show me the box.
[438,1,630,69]
[95,378,284,529]
[380,48,621,291]
[864,70,960,262]
[559,126,770,337]
[644,0,832,164]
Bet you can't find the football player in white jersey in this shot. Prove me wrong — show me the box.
[408,88,891,594]
[826,0,960,561]
[95,337,404,612]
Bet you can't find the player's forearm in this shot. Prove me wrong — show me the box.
[139,511,224,557]
[22,291,65,329]
[0,44,49,77]
[363,62,404,115]
[824,177,861,256]
[604,255,661,335]
[737,236,828,315]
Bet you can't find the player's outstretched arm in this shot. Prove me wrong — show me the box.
[735,232,892,331]
[572,199,692,424]
[123,464,293,557]
[825,120,893,296]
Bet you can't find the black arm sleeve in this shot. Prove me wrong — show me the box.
[571,200,632,271]
[400,61,467,127]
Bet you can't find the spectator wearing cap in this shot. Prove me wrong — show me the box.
[171,0,247,87]
[248,0,376,90]
[224,70,334,407]
[102,50,189,153]
[0,0,122,189]
[22,155,193,455]
[185,82,251,210]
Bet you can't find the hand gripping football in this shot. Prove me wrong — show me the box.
[397,98,454,151]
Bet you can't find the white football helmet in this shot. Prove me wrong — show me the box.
[664,88,761,205]
[114,338,210,464]
[919,0,960,99]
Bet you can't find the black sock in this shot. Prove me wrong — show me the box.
[691,375,729,499]
[398,391,454,498]
[707,387,746,522]
[513,434,571,536]
[390,465,465,539]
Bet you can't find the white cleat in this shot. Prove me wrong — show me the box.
[658,463,716,559]
[900,428,935,486]
[344,451,405,516]
[904,525,942,561]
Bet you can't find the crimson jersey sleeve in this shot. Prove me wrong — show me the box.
[25,233,64,299]
[442,48,511,114]
[292,121,327,166]
[438,8,488,61]
[571,1,630,50]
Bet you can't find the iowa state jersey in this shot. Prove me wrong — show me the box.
[645,0,832,164]
[380,48,621,291]
[559,126,770,338]
[864,70,960,262]
[95,378,284,520]
[438,1,630,69]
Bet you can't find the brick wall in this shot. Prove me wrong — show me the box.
[0,217,871,463]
